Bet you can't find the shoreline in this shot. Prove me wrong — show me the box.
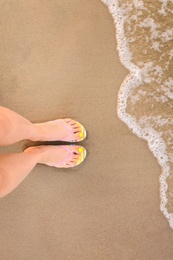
[102,0,173,229]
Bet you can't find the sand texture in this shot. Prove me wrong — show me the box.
[0,1,173,259]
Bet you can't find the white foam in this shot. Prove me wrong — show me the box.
[101,0,173,229]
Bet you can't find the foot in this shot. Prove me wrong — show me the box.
[34,118,86,142]
[24,145,87,168]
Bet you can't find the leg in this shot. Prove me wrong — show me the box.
[0,145,86,198]
[0,106,41,145]
[0,106,86,145]
[0,148,41,198]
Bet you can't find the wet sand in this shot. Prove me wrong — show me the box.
[0,0,173,259]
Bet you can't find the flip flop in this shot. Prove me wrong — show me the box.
[46,145,87,168]
[52,118,87,142]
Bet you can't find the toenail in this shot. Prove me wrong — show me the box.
[78,147,83,153]
[79,132,83,138]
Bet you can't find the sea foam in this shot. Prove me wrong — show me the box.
[101,0,173,229]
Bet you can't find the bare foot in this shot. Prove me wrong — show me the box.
[34,118,86,142]
[24,145,86,168]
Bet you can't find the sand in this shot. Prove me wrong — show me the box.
[0,0,173,259]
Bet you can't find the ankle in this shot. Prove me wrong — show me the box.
[23,146,46,163]
[28,124,45,141]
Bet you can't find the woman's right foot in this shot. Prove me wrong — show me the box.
[24,145,86,168]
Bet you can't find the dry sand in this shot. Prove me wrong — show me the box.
[0,0,173,259]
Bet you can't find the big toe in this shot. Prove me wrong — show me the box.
[53,145,87,168]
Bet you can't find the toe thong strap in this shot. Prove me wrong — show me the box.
[51,146,73,167]
[54,120,73,141]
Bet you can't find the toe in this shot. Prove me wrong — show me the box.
[54,118,86,142]
[59,146,86,168]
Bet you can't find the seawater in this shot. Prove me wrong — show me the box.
[101,0,173,229]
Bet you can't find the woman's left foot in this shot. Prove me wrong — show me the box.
[34,118,86,142]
